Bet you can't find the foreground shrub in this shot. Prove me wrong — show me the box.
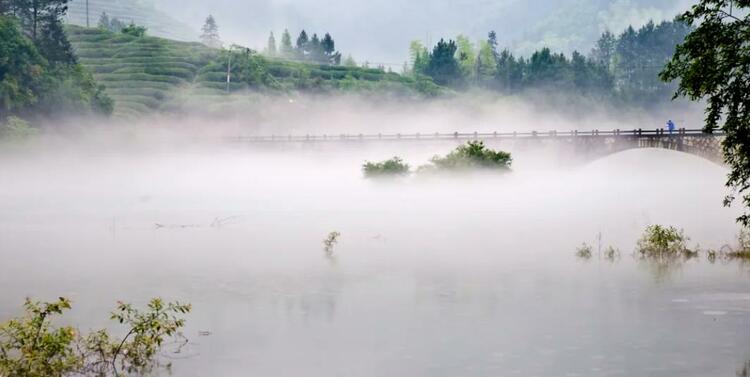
[0,116,37,141]
[636,225,694,260]
[363,157,410,177]
[421,141,512,172]
[0,297,191,377]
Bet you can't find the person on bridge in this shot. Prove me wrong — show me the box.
[667,119,676,134]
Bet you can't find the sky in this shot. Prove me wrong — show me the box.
[151,0,694,68]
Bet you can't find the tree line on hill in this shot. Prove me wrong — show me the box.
[266,29,341,65]
[0,0,112,121]
[95,11,146,37]
[408,19,692,106]
[198,15,341,65]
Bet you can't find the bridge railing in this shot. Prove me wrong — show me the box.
[228,128,723,143]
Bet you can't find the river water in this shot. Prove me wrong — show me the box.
[0,139,748,377]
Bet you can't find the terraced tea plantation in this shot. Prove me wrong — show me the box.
[67,26,439,118]
[67,26,214,118]
[66,0,196,41]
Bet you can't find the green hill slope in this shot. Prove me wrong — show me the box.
[67,26,439,119]
[66,0,197,41]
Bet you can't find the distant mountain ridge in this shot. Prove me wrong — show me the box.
[66,0,197,42]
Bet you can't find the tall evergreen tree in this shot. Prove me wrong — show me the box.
[7,0,69,43]
[590,30,616,70]
[266,31,276,56]
[495,49,523,92]
[37,15,74,64]
[409,40,428,75]
[200,15,221,49]
[320,33,340,65]
[309,33,322,62]
[487,30,499,61]
[295,30,308,58]
[279,29,293,58]
[425,39,463,87]
[321,33,334,55]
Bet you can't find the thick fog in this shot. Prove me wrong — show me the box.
[2,96,749,376]
[149,0,695,66]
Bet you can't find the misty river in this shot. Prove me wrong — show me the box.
[1,135,748,377]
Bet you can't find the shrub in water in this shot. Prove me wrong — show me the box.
[636,225,692,260]
[421,141,512,172]
[576,243,593,260]
[323,231,341,255]
[720,229,750,260]
[363,157,410,177]
[603,246,621,262]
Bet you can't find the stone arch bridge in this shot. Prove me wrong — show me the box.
[229,128,725,164]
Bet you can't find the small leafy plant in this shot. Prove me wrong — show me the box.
[420,141,512,172]
[575,243,593,260]
[636,225,693,260]
[603,246,621,262]
[0,297,191,377]
[363,157,410,177]
[323,231,341,255]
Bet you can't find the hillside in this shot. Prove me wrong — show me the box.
[66,26,438,119]
[66,0,197,42]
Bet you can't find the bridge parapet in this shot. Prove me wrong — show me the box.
[228,128,725,164]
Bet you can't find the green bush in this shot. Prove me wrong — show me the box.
[0,116,37,141]
[363,157,411,177]
[0,297,190,377]
[636,225,693,260]
[121,23,147,37]
[422,141,512,172]
[576,243,593,260]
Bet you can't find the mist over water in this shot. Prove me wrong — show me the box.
[1,97,748,376]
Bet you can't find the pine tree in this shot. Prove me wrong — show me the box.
[590,30,616,71]
[321,33,334,55]
[4,0,75,65]
[266,31,276,56]
[487,30,499,61]
[295,30,308,58]
[320,32,339,65]
[10,0,69,42]
[309,33,322,62]
[425,39,463,87]
[495,49,523,92]
[409,40,428,75]
[37,15,75,64]
[200,14,221,49]
[280,29,293,58]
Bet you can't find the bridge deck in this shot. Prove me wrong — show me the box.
[228,128,723,143]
